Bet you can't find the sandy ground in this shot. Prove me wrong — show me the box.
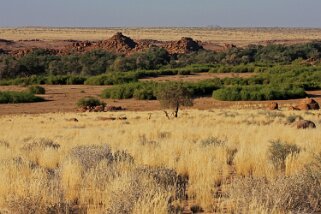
[1,27,321,46]
[0,84,320,115]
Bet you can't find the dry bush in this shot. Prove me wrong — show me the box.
[100,172,174,214]
[68,144,113,170]
[113,150,135,164]
[228,153,321,213]
[20,138,61,168]
[21,138,60,151]
[76,164,179,213]
[0,109,320,213]
[200,136,226,147]
[286,115,303,124]
[63,144,180,213]
[1,158,64,214]
[0,140,9,148]
[138,134,158,146]
[267,140,301,171]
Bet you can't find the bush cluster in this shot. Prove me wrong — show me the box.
[212,85,306,101]
[27,85,46,94]
[76,96,105,108]
[0,91,44,103]
[101,82,158,100]
[101,79,222,100]
[209,64,256,73]
[0,75,87,86]
[1,41,320,79]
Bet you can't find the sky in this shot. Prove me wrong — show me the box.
[0,0,320,28]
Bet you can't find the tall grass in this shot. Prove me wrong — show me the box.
[0,110,320,213]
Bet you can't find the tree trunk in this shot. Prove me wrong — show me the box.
[163,111,170,119]
[174,103,179,118]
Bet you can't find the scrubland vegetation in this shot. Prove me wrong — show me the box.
[1,42,320,102]
[0,109,321,213]
[27,85,46,94]
[1,42,320,79]
[0,37,321,213]
[0,91,44,104]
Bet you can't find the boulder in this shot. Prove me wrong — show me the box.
[268,102,278,110]
[0,48,6,54]
[303,98,320,110]
[288,106,300,111]
[164,37,203,54]
[105,106,123,111]
[296,120,316,129]
[99,32,138,53]
[93,105,105,112]
[297,103,310,111]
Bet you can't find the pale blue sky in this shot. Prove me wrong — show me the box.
[0,0,320,27]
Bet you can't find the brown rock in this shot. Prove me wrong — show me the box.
[223,43,237,49]
[288,106,300,111]
[268,102,278,110]
[99,32,138,53]
[0,48,6,54]
[296,120,316,129]
[79,107,87,112]
[93,105,105,112]
[303,98,320,110]
[105,106,123,111]
[164,37,203,54]
[297,103,310,111]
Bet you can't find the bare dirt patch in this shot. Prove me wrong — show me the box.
[0,85,320,115]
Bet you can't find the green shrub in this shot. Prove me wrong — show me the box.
[101,79,222,100]
[101,84,135,99]
[156,82,193,117]
[212,85,306,101]
[66,75,87,84]
[85,73,138,85]
[77,96,105,108]
[210,64,256,73]
[0,91,44,103]
[101,82,158,100]
[0,75,87,86]
[133,88,156,100]
[177,70,191,75]
[187,79,222,96]
[27,85,46,94]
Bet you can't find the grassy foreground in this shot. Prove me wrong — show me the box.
[0,110,321,213]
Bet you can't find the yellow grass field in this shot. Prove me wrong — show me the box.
[0,109,321,213]
[1,27,321,46]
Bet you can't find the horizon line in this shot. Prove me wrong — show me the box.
[1,26,321,30]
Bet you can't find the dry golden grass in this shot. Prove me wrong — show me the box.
[0,109,321,213]
[1,27,321,45]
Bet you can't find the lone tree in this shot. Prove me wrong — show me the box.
[156,82,193,118]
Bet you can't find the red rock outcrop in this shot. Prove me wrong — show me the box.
[164,37,203,54]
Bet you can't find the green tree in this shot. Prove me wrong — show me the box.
[156,83,193,118]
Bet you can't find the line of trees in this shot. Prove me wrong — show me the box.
[0,42,320,79]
